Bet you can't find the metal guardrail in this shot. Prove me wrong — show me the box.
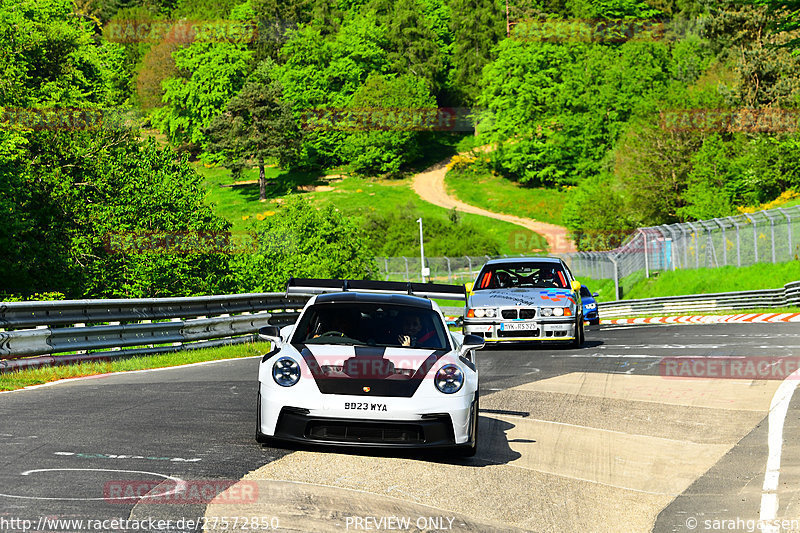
[0,293,311,372]
[597,281,800,318]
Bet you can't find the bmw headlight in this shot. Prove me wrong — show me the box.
[474,308,485,318]
[541,308,553,317]
[272,357,301,387]
[484,308,497,318]
[435,364,464,394]
[552,307,564,317]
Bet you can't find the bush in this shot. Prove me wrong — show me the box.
[231,196,377,291]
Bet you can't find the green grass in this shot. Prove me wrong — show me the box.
[445,168,569,226]
[623,262,800,300]
[0,341,270,391]
[578,261,800,302]
[195,163,548,255]
[195,162,328,231]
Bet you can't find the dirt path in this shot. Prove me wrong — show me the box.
[411,156,577,254]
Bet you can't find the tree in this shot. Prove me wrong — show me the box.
[206,62,301,200]
[370,0,448,91]
[339,73,437,176]
[153,41,253,149]
[448,0,506,103]
[231,196,377,292]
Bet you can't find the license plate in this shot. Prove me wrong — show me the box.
[500,322,537,331]
[344,402,388,412]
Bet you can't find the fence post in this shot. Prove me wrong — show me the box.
[779,207,793,260]
[465,256,473,279]
[445,256,452,283]
[609,254,621,300]
[687,222,701,269]
[642,230,649,278]
[384,257,389,281]
[714,218,727,266]
[764,211,778,263]
[744,213,759,264]
[726,216,742,267]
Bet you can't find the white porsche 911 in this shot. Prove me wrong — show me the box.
[256,279,485,456]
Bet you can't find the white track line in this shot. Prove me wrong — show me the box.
[759,367,800,533]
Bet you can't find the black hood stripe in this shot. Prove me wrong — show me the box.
[292,345,450,397]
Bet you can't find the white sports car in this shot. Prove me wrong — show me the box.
[256,279,485,456]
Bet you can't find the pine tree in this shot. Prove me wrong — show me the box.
[206,63,301,200]
[449,0,506,103]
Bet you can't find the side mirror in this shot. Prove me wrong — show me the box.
[459,334,485,356]
[465,281,474,295]
[258,325,282,345]
[592,292,599,298]
[571,280,581,292]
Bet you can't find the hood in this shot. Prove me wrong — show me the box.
[291,344,451,397]
[468,288,576,308]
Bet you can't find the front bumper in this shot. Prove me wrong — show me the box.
[258,382,477,447]
[270,408,460,448]
[463,318,576,342]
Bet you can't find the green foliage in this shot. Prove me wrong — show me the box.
[231,196,377,292]
[562,174,635,251]
[479,36,679,186]
[448,0,505,103]
[370,0,448,91]
[1,128,233,297]
[340,74,437,176]
[362,203,501,256]
[206,61,301,198]
[0,0,120,107]
[154,41,253,148]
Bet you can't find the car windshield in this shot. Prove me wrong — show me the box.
[291,302,451,350]
[473,262,570,290]
[580,286,592,298]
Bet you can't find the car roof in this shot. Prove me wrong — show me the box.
[314,292,434,309]
[483,256,564,266]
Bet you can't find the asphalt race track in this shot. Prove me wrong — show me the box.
[2,322,800,533]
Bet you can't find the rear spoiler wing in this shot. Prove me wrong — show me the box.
[285,278,466,301]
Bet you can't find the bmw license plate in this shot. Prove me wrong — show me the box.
[344,402,388,412]
[500,322,537,331]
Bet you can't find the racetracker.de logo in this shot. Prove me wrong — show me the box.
[1,108,104,132]
[300,107,474,132]
[661,357,800,380]
[103,480,257,504]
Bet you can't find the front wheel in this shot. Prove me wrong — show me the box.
[571,318,584,348]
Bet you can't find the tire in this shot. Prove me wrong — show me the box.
[454,396,478,457]
[256,389,270,445]
[571,317,584,348]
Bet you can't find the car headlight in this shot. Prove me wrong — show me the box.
[474,308,485,318]
[484,308,496,318]
[435,364,464,394]
[584,303,597,310]
[541,307,572,317]
[272,357,300,387]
